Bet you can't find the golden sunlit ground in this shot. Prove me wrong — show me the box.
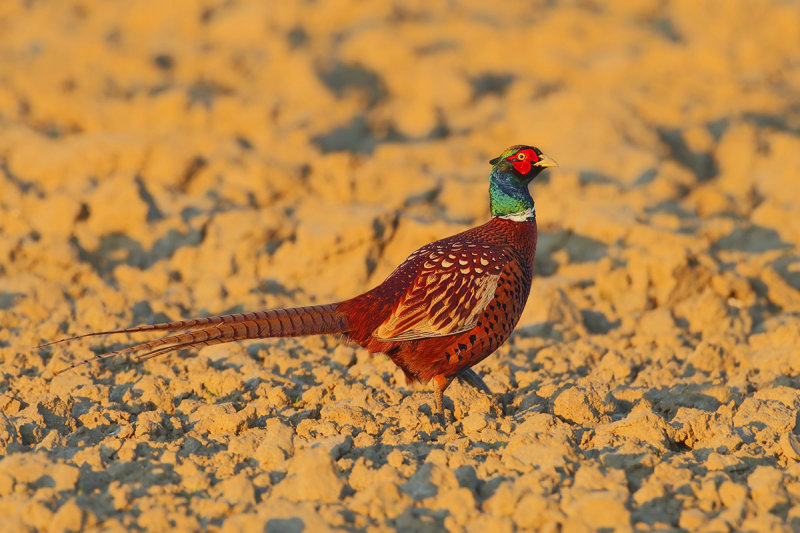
[2,1,800,531]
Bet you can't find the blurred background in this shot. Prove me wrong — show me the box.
[2,1,800,530]
[1,0,799,335]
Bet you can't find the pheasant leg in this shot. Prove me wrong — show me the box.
[433,374,454,426]
[458,368,504,417]
[458,368,490,393]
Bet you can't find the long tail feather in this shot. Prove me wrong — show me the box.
[37,311,293,348]
[50,304,349,374]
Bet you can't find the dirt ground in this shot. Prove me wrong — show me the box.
[2,0,800,531]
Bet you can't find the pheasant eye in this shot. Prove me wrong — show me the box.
[517,153,526,160]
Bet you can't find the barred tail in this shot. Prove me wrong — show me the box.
[50,304,348,375]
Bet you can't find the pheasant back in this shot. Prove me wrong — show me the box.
[340,216,537,384]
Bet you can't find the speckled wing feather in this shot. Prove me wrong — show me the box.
[372,242,508,341]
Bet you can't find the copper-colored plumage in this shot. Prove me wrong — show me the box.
[43,144,555,423]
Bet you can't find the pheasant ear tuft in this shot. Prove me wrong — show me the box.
[489,156,501,165]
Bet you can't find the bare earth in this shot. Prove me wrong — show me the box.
[2,1,800,531]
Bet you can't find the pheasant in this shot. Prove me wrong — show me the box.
[43,145,556,423]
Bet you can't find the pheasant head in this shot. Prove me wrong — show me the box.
[489,145,556,219]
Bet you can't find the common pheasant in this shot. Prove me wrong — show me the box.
[44,145,556,423]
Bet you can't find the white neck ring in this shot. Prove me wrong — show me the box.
[496,206,535,222]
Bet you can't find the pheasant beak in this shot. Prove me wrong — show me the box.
[534,154,558,168]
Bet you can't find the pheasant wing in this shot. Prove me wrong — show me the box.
[373,243,508,341]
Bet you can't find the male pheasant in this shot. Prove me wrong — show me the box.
[44,145,556,423]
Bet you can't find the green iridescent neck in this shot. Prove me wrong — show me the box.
[489,167,535,219]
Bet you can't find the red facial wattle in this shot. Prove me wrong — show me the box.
[511,159,531,174]
[506,148,539,175]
